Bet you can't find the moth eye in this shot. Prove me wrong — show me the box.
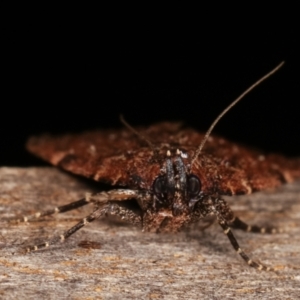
[153,175,168,197]
[187,175,201,197]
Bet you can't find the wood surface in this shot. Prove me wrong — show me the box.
[0,167,300,299]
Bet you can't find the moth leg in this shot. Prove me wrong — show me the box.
[103,201,142,226]
[24,204,106,253]
[212,197,282,234]
[230,217,282,234]
[12,189,141,223]
[12,197,91,223]
[212,197,273,271]
[24,191,143,253]
[218,220,273,271]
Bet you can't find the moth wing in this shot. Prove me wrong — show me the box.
[26,123,184,188]
[27,122,300,194]
[194,138,300,195]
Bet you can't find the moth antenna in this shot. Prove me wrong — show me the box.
[191,61,285,166]
[120,114,155,149]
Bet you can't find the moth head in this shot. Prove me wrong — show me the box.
[151,149,203,216]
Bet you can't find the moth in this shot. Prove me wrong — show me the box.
[17,62,300,271]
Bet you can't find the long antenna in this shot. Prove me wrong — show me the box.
[191,61,285,166]
[120,114,154,148]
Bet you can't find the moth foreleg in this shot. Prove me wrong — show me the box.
[24,191,143,253]
[212,197,273,271]
[24,204,107,253]
[218,220,273,271]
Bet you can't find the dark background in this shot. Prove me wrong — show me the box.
[2,19,300,166]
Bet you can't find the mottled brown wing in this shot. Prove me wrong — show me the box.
[27,123,186,188]
[194,141,300,196]
[27,122,300,195]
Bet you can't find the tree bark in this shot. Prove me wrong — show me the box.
[1,167,300,299]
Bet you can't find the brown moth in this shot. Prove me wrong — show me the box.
[19,62,300,271]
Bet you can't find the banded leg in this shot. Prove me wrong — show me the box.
[230,217,282,234]
[12,189,141,223]
[25,201,142,253]
[211,197,281,234]
[218,220,272,271]
[210,197,273,271]
[25,205,105,252]
[13,197,90,223]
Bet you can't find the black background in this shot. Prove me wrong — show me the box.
[2,17,300,166]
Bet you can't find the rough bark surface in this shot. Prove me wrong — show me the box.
[1,167,300,299]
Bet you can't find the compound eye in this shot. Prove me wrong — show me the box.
[187,175,201,197]
[153,175,168,199]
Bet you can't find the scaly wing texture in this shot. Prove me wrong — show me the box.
[27,122,300,195]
